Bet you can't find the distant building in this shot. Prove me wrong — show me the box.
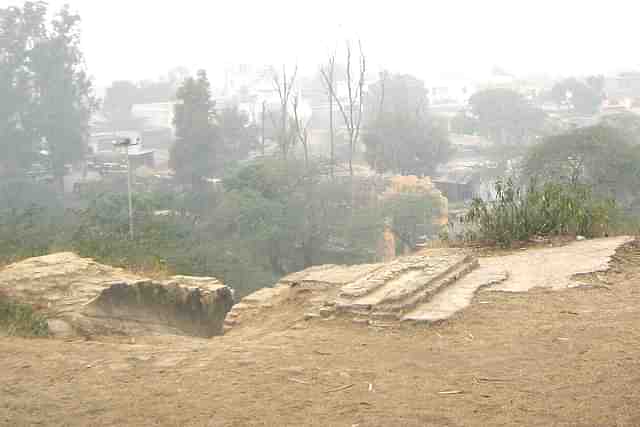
[88,131,155,170]
[427,78,476,108]
[433,134,496,203]
[605,72,640,99]
[131,102,177,134]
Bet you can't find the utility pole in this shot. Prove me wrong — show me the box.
[113,137,140,240]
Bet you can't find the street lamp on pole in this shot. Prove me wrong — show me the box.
[113,137,140,240]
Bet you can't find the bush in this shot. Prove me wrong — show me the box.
[382,192,442,251]
[0,293,49,337]
[466,179,618,247]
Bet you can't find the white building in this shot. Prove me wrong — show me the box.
[131,102,177,134]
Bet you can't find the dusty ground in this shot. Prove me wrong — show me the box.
[2,240,640,427]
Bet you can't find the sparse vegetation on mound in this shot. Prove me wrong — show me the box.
[466,179,619,247]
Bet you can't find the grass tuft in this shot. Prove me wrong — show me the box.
[0,292,49,337]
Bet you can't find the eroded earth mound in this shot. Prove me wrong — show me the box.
[225,236,633,332]
[0,253,233,338]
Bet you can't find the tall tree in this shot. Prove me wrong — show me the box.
[216,105,257,163]
[292,94,312,170]
[29,5,95,191]
[469,88,546,145]
[523,125,640,208]
[363,73,451,175]
[271,65,298,159]
[321,54,337,178]
[321,42,366,177]
[551,77,603,115]
[170,70,218,187]
[0,2,48,176]
[0,3,95,188]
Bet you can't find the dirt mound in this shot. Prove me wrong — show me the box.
[224,248,476,332]
[0,253,233,338]
[225,237,634,332]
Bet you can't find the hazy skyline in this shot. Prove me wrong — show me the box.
[4,0,640,88]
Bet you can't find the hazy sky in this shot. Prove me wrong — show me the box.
[4,0,640,88]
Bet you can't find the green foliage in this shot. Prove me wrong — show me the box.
[0,179,64,263]
[224,158,306,199]
[363,114,452,175]
[523,125,640,209]
[383,192,442,250]
[0,2,48,174]
[365,73,429,119]
[170,70,218,187]
[363,73,453,175]
[466,179,618,247]
[469,88,546,145]
[0,293,49,337]
[551,77,603,115]
[599,113,640,144]
[170,72,257,186]
[450,112,479,135]
[0,156,444,299]
[217,106,258,163]
[0,2,95,184]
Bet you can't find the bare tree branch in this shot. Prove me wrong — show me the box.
[292,93,312,169]
[320,41,365,178]
[321,53,337,178]
[270,65,299,158]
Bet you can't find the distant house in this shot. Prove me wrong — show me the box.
[605,72,640,100]
[88,132,155,170]
[433,134,496,203]
[131,102,177,134]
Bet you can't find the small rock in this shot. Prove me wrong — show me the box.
[281,366,305,375]
[370,321,394,328]
[319,307,334,318]
[303,313,321,321]
[576,235,586,241]
[47,319,74,337]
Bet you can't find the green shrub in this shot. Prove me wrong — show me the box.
[0,293,49,337]
[382,192,442,251]
[466,179,618,247]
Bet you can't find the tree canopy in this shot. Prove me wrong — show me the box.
[0,2,94,185]
[363,73,452,175]
[469,88,546,145]
[523,125,640,209]
[170,71,258,186]
[551,77,603,115]
[170,70,218,187]
[599,113,640,144]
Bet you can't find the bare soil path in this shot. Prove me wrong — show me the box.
[404,235,633,322]
[2,238,640,427]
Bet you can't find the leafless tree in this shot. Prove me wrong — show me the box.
[271,65,298,159]
[371,70,388,172]
[321,53,337,178]
[292,94,312,170]
[321,41,366,178]
[292,92,318,267]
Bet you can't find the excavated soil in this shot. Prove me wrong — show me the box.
[2,239,640,426]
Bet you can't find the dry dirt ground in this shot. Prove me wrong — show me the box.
[2,240,640,427]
